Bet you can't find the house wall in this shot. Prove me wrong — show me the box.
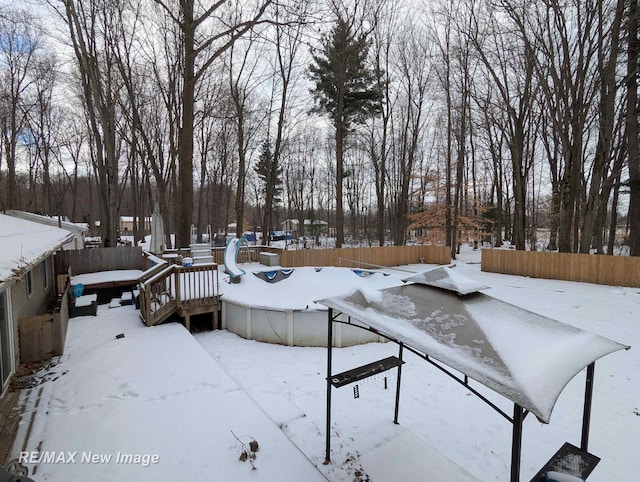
[10,257,55,368]
[0,287,15,394]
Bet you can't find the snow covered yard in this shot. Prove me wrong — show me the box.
[197,254,638,482]
[10,247,638,482]
[14,306,326,482]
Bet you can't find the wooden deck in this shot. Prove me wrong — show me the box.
[139,262,220,330]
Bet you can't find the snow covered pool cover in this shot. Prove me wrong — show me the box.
[317,273,629,423]
[220,267,404,311]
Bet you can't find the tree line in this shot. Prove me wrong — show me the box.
[1,0,639,257]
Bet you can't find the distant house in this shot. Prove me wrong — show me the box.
[303,219,328,237]
[0,214,73,396]
[280,219,328,238]
[5,210,88,250]
[119,216,151,235]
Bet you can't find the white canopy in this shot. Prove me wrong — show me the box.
[317,267,629,423]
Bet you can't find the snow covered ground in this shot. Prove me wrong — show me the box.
[12,246,637,481]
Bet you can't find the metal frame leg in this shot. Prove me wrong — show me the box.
[581,363,595,451]
[511,404,523,482]
[325,309,333,464]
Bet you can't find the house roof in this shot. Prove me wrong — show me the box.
[5,210,88,251]
[5,210,88,234]
[317,266,629,423]
[0,213,74,287]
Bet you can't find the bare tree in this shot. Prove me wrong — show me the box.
[226,33,266,239]
[505,0,601,253]
[627,0,640,256]
[468,1,538,250]
[388,23,433,246]
[150,0,274,248]
[26,53,58,214]
[0,9,43,210]
[578,0,625,253]
[52,0,125,246]
[259,1,310,245]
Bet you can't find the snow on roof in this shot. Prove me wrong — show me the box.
[0,213,74,285]
[317,279,629,423]
[403,265,490,295]
[120,216,151,222]
[6,210,88,233]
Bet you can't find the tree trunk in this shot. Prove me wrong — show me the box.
[335,122,345,248]
[177,0,196,248]
[579,0,624,253]
[627,0,640,256]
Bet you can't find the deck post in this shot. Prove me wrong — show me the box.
[325,308,334,464]
[511,404,523,482]
[581,362,595,451]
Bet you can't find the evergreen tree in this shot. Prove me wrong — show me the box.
[254,141,283,243]
[309,17,381,247]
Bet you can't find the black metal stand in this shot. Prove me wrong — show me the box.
[325,308,333,464]
[325,309,404,464]
[511,404,524,482]
[581,363,595,451]
[394,343,404,424]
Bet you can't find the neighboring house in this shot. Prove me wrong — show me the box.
[280,219,329,238]
[5,210,88,250]
[119,216,151,235]
[0,214,73,396]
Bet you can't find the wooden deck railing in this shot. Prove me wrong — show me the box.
[139,263,220,326]
[139,264,179,327]
[177,264,219,312]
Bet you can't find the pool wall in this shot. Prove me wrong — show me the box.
[221,300,385,347]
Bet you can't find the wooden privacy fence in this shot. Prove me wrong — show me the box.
[481,249,640,288]
[280,245,451,268]
[169,243,449,268]
[55,246,144,276]
[19,287,70,363]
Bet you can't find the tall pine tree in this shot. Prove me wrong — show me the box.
[309,17,381,248]
[254,141,283,244]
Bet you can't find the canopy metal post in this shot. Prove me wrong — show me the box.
[394,343,404,424]
[581,362,595,451]
[325,308,334,464]
[511,404,524,482]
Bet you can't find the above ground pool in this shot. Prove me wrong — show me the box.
[219,267,405,347]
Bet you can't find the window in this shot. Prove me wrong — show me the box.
[26,270,33,297]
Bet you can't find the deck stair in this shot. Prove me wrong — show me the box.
[190,243,214,265]
[139,261,220,330]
